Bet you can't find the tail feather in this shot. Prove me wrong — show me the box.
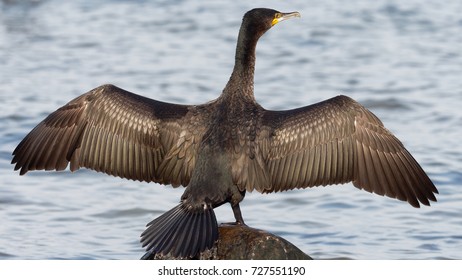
[151,206,188,253]
[141,205,182,244]
[202,209,216,252]
[140,203,218,259]
[172,211,196,257]
[163,210,193,255]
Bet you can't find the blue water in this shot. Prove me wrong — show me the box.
[1,0,461,259]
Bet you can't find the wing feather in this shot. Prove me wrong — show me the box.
[12,84,208,186]
[244,95,437,207]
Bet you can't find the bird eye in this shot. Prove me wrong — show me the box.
[272,13,282,26]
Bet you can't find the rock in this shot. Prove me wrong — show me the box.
[141,224,312,260]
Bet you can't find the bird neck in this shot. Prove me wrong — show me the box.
[222,22,260,102]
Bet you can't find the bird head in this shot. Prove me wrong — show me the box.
[242,8,300,38]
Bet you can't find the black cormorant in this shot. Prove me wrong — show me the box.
[12,8,438,258]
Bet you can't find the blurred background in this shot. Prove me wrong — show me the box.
[1,0,461,259]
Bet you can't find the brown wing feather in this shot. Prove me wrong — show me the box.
[12,84,207,186]
[247,95,437,207]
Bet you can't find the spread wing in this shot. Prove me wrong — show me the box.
[240,95,437,207]
[12,84,208,187]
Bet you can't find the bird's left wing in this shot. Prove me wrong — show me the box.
[12,84,208,187]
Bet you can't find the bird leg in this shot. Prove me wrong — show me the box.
[232,203,247,226]
[221,203,247,226]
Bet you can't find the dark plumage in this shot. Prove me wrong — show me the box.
[12,8,438,258]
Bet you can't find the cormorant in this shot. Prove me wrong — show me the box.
[12,8,438,259]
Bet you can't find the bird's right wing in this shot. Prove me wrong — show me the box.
[12,84,209,187]
[247,95,437,207]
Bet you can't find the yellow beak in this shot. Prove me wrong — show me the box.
[271,11,301,26]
